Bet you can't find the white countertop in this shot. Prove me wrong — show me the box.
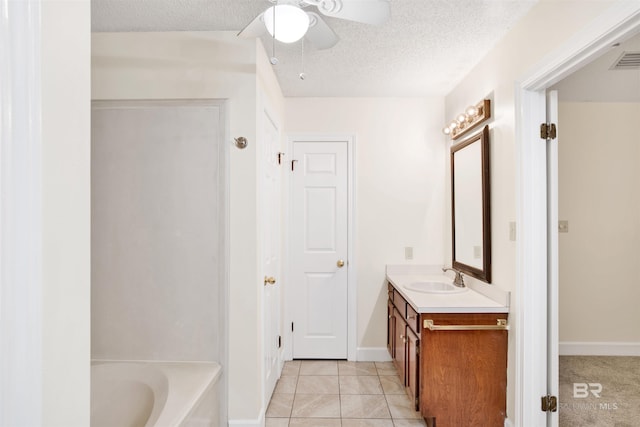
[386,265,509,314]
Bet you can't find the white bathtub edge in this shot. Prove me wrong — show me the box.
[91,360,222,427]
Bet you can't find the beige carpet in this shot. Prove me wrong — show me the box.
[559,356,640,427]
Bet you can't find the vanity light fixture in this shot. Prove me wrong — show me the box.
[442,99,491,140]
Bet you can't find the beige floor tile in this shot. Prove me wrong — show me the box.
[296,375,339,394]
[292,394,341,418]
[339,375,383,394]
[275,376,298,394]
[289,418,342,427]
[267,393,295,418]
[392,419,427,427]
[265,418,290,427]
[340,395,391,419]
[342,419,394,427]
[338,361,378,376]
[282,361,301,376]
[379,375,404,395]
[299,360,339,376]
[375,362,398,376]
[374,362,394,369]
[385,395,421,419]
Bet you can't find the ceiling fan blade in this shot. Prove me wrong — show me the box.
[316,0,390,25]
[305,13,339,49]
[237,13,267,38]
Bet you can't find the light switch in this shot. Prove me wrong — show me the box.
[509,222,516,241]
[558,220,569,233]
[405,247,413,260]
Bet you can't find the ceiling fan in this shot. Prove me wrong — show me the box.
[238,0,391,50]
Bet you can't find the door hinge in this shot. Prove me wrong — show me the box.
[278,335,282,348]
[291,159,298,171]
[540,123,557,140]
[291,322,294,332]
[277,152,285,165]
[541,395,558,412]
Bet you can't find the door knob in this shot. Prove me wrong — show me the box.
[337,260,345,268]
[264,276,276,286]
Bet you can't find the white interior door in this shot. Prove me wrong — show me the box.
[291,141,348,359]
[546,90,559,427]
[261,105,282,403]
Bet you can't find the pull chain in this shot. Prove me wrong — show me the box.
[299,38,306,80]
[270,1,278,65]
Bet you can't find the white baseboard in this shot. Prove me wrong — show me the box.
[504,418,514,427]
[356,347,392,362]
[228,418,264,427]
[228,407,265,427]
[559,341,640,356]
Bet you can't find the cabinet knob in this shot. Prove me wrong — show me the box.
[264,276,276,286]
[337,259,345,268]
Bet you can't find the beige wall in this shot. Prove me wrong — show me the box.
[285,97,446,350]
[42,1,91,425]
[444,0,616,421]
[558,102,640,343]
[92,31,285,421]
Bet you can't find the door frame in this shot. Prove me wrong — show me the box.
[514,4,640,425]
[284,133,357,361]
[258,93,283,407]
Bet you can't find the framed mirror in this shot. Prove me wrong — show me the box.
[451,125,491,283]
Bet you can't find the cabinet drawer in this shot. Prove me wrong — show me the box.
[406,304,420,334]
[393,290,407,317]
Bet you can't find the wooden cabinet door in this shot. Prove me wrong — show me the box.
[420,313,508,427]
[387,300,395,359]
[406,326,419,411]
[393,307,406,381]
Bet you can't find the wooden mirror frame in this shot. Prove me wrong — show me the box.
[451,125,491,283]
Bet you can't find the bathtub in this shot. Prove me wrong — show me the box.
[91,361,221,427]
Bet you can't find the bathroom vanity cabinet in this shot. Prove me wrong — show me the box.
[386,281,508,427]
[387,283,420,409]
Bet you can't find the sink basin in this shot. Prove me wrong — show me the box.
[403,281,468,294]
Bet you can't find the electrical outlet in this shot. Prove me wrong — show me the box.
[558,220,569,233]
[509,222,516,241]
[405,247,413,260]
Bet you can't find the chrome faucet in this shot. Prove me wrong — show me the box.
[442,267,465,287]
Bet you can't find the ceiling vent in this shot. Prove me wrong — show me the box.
[610,51,640,70]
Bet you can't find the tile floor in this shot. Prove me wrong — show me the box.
[266,360,426,427]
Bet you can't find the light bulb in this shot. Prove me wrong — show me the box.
[448,121,458,131]
[442,126,451,135]
[457,113,468,124]
[465,105,479,117]
[263,5,310,44]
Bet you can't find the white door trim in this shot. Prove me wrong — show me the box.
[514,4,640,426]
[258,92,283,407]
[284,133,357,361]
[0,1,43,424]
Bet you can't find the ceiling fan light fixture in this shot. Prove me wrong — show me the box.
[264,4,310,44]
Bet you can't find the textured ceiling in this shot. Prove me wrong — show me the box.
[92,0,538,97]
